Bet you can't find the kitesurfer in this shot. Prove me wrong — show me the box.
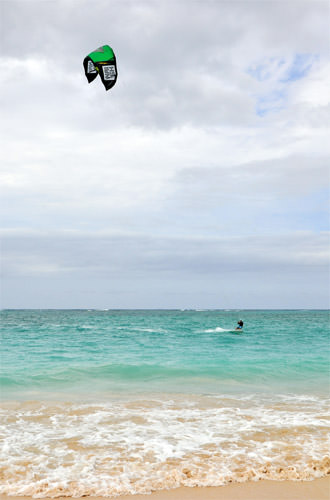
[235,320,244,330]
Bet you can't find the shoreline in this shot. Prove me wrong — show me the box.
[1,478,329,500]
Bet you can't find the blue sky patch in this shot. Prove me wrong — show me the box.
[280,54,318,82]
[248,53,318,116]
[255,89,286,116]
[247,57,286,82]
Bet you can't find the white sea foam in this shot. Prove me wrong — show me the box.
[204,327,231,332]
[115,326,166,333]
[0,394,329,497]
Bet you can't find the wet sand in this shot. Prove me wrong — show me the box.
[1,477,329,500]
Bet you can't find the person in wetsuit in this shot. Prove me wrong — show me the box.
[236,320,244,330]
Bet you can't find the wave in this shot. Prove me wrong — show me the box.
[2,356,329,395]
[204,327,231,333]
[0,363,211,389]
[0,395,329,497]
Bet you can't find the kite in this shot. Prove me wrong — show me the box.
[83,45,117,91]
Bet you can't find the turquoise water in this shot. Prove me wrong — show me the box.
[1,310,329,497]
[1,309,329,398]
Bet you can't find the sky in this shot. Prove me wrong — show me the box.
[0,0,329,309]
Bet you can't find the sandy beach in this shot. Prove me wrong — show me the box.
[1,478,329,500]
[2,311,329,499]
[120,478,330,500]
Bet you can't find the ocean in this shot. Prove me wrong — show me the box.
[1,309,329,497]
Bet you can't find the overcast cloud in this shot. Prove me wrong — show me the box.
[1,0,329,308]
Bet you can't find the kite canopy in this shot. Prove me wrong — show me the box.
[83,45,117,91]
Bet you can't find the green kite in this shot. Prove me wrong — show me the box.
[83,45,117,91]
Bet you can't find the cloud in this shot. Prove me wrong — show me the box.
[247,54,326,115]
[1,0,329,307]
[1,229,329,308]
[2,229,328,274]
[174,154,329,201]
[1,0,328,129]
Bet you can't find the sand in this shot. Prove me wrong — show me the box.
[1,477,329,500]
